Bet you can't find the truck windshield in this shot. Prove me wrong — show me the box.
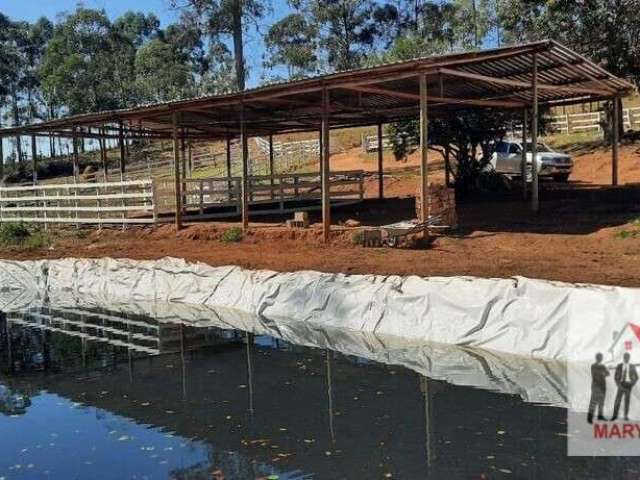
[525,142,552,153]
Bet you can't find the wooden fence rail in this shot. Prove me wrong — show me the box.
[0,179,155,225]
[154,170,365,221]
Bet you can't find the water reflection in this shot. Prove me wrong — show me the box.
[0,304,638,478]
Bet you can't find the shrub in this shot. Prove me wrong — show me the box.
[0,223,32,246]
[220,226,243,243]
[0,223,50,249]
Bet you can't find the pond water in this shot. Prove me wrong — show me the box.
[0,304,638,479]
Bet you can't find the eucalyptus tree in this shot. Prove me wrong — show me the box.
[170,0,268,91]
[134,37,195,102]
[264,13,319,78]
[499,0,640,85]
[41,8,120,114]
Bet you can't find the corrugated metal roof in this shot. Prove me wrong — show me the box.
[1,40,634,139]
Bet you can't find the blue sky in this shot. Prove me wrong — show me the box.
[1,0,291,87]
[1,0,292,158]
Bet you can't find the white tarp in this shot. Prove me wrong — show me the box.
[0,256,638,366]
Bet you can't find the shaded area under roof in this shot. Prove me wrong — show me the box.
[1,40,635,141]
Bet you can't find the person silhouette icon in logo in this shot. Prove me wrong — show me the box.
[587,352,609,423]
[611,352,638,422]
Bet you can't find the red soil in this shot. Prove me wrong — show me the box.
[2,144,640,287]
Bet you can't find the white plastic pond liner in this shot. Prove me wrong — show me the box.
[0,256,639,367]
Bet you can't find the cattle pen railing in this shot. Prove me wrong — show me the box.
[0,180,156,225]
[0,170,365,226]
[154,170,365,220]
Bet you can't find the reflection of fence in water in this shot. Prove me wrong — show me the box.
[6,306,235,356]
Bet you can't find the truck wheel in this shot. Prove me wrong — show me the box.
[554,173,570,182]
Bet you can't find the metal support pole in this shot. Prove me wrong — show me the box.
[118,120,126,177]
[419,74,429,224]
[531,53,539,213]
[612,96,620,186]
[240,103,249,230]
[521,108,528,200]
[377,122,384,199]
[172,112,182,231]
[321,89,331,243]
[31,135,38,184]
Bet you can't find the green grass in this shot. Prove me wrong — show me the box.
[220,226,243,243]
[0,223,50,249]
[615,219,640,239]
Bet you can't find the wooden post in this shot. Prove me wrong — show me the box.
[521,108,528,200]
[180,130,186,180]
[321,88,331,243]
[100,127,108,181]
[172,112,182,231]
[377,122,384,199]
[240,103,249,230]
[72,127,79,182]
[419,73,429,224]
[269,134,275,200]
[31,135,38,184]
[226,135,232,178]
[119,120,126,177]
[612,96,620,186]
[226,135,233,201]
[531,53,539,213]
[0,135,4,181]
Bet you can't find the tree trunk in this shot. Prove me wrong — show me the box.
[232,0,245,91]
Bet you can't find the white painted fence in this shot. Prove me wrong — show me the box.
[0,179,156,225]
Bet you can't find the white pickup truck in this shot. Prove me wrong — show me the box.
[490,140,574,182]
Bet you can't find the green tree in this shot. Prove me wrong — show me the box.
[264,13,319,78]
[170,0,268,91]
[291,0,381,71]
[498,0,640,85]
[40,8,119,114]
[135,38,195,102]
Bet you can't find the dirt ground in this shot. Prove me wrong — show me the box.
[2,143,640,288]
